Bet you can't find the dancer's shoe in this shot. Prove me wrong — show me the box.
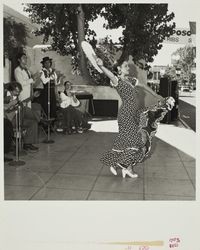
[122,168,138,178]
[110,166,117,176]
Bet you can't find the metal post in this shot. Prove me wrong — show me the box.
[18,105,27,156]
[43,79,54,144]
[9,107,25,166]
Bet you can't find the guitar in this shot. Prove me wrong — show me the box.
[4,98,21,121]
[4,95,33,121]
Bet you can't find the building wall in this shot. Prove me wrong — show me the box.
[71,85,122,108]
[4,44,147,109]
[3,59,11,83]
[26,48,88,86]
[26,48,147,87]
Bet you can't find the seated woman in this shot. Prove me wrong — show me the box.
[59,81,91,134]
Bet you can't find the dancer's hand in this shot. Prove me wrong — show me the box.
[166,96,175,110]
[168,96,175,105]
[96,58,103,67]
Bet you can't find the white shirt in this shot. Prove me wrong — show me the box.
[40,68,59,85]
[14,66,34,108]
[60,92,80,109]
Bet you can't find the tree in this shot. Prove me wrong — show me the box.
[4,17,28,59]
[172,46,196,87]
[24,4,175,84]
[4,17,29,80]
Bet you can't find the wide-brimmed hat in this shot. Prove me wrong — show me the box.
[40,56,52,64]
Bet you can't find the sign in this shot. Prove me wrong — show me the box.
[163,28,193,44]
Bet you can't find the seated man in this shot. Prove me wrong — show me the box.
[4,81,39,152]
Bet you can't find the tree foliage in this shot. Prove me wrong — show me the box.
[4,17,28,59]
[163,65,177,81]
[172,46,196,85]
[24,4,103,57]
[87,36,117,85]
[24,4,105,81]
[24,4,175,83]
[101,4,175,68]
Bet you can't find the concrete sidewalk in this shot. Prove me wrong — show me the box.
[4,119,195,200]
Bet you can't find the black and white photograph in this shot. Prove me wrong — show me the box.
[1,1,200,250]
[2,1,196,201]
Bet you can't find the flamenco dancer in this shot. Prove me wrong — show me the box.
[95,56,175,178]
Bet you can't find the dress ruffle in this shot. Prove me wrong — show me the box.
[100,98,170,168]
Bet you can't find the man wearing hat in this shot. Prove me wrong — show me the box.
[39,56,60,119]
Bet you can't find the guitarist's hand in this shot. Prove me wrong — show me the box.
[4,99,19,112]
[4,99,22,121]
[33,90,41,98]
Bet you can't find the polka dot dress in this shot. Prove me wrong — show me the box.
[100,77,169,169]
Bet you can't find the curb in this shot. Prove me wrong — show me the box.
[178,117,191,130]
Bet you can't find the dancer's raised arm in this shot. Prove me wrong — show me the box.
[96,58,118,87]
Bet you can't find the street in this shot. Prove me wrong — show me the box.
[178,90,196,131]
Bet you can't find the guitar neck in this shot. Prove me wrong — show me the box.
[5,96,31,112]
[21,96,32,103]
[4,100,20,113]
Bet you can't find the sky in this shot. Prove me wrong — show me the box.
[3,0,199,66]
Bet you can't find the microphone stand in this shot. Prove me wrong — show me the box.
[9,106,25,166]
[43,78,54,144]
[18,105,27,156]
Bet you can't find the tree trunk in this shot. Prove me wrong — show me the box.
[77,4,92,84]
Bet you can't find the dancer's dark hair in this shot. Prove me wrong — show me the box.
[112,54,129,76]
